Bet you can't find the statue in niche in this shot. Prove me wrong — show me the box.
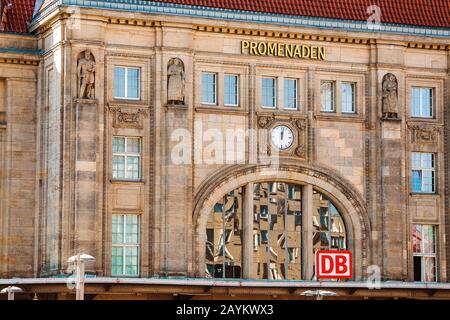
[382,73,399,119]
[167,58,185,105]
[77,50,96,99]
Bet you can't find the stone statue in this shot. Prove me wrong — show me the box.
[382,73,398,119]
[77,50,96,99]
[167,58,185,105]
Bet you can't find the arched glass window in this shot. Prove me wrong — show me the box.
[205,182,347,280]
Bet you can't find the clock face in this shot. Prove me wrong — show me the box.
[271,125,294,150]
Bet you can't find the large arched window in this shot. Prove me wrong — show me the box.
[205,182,347,280]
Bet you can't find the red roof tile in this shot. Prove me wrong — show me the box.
[1,0,36,34]
[151,0,450,28]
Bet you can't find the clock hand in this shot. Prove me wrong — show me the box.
[281,128,284,140]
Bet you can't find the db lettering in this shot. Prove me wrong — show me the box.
[316,251,352,279]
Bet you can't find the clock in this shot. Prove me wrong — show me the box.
[271,125,294,150]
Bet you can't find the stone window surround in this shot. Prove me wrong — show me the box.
[106,56,150,105]
[406,78,444,123]
[256,66,307,113]
[314,72,364,119]
[195,62,248,110]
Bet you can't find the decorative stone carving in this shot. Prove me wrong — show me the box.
[295,146,306,158]
[382,73,399,119]
[110,107,147,129]
[77,50,96,99]
[257,116,273,129]
[167,58,185,105]
[410,125,440,143]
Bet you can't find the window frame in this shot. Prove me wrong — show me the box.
[341,82,356,114]
[112,136,142,181]
[262,77,277,109]
[411,152,436,194]
[113,66,141,100]
[111,214,141,277]
[411,87,434,118]
[201,72,218,106]
[283,78,298,110]
[224,74,239,107]
[320,80,336,112]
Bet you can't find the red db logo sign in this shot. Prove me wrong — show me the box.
[316,250,352,279]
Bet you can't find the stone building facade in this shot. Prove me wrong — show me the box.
[0,0,450,299]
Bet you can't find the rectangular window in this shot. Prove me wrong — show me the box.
[411,152,435,193]
[284,79,298,110]
[202,72,217,105]
[114,66,140,100]
[411,87,433,118]
[112,214,140,276]
[112,137,141,180]
[224,74,239,106]
[412,225,437,282]
[341,82,356,113]
[262,77,276,108]
[320,81,335,112]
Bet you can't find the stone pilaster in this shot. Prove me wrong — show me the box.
[73,99,98,272]
[242,183,254,278]
[381,118,405,280]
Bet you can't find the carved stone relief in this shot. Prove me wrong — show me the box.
[77,50,96,99]
[110,107,148,129]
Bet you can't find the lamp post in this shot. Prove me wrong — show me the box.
[301,290,337,300]
[68,253,95,300]
[1,286,23,300]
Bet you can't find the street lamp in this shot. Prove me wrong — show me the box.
[68,253,95,300]
[1,286,23,300]
[301,290,337,300]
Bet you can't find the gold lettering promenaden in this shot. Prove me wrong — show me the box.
[241,40,326,60]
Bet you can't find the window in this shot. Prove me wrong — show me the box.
[262,77,277,108]
[114,66,140,100]
[112,214,140,276]
[320,81,335,112]
[202,72,217,105]
[341,82,355,113]
[412,153,435,193]
[206,183,347,281]
[224,74,239,106]
[112,137,141,180]
[412,87,433,118]
[413,225,437,282]
[284,79,297,110]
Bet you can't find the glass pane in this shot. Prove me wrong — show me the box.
[321,81,334,111]
[111,246,124,275]
[411,153,421,169]
[284,79,297,109]
[126,156,140,179]
[422,88,432,117]
[412,225,422,253]
[341,83,355,113]
[411,170,422,193]
[114,67,126,98]
[224,75,238,106]
[112,156,125,179]
[127,68,140,99]
[112,137,126,153]
[127,138,141,154]
[202,73,216,104]
[262,78,276,108]
[422,170,434,193]
[125,215,139,244]
[112,215,124,244]
[422,153,434,169]
[125,247,139,276]
[423,257,436,282]
[422,225,435,254]
[412,88,421,117]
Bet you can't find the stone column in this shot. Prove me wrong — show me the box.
[302,184,314,280]
[242,183,254,278]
